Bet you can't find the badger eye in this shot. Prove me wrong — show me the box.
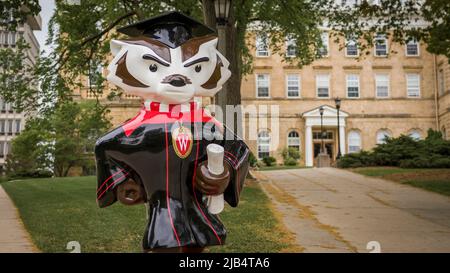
[149,64,158,72]
[195,64,201,73]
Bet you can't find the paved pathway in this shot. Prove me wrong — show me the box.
[256,168,450,253]
[0,185,36,253]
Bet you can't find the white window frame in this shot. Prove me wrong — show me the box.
[287,131,300,151]
[408,130,422,141]
[285,35,296,57]
[255,34,269,57]
[345,38,359,57]
[316,74,330,98]
[286,74,301,98]
[375,74,390,98]
[376,129,391,144]
[405,39,420,56]
[256,73,270,98]
[374,34,388,57]
[348,130,361,153]
[346,74,360,98]
[257,130,271,159]
[319,32,329,57]
[15,119,21,134]
[406,73,420,98]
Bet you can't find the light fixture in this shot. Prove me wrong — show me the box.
[214,0,232,26]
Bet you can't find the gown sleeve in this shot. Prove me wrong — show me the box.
[220,125,250,207]
[95,130,130,208]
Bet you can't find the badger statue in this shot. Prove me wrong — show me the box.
[95,11,249,253]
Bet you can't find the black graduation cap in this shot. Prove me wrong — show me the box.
[117,11,216,48]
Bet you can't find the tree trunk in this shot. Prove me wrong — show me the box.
[202,0,242,133]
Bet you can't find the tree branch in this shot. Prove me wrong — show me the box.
[55,11,136,71]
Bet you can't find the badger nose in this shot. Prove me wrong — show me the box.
[169,77,186,87]
[161,74,192,87]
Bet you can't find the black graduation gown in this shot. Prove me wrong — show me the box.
[95,103,250,250]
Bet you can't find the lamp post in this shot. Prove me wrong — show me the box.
[335,97,342,159]
[319,106,324,153]
[213,0,232,110]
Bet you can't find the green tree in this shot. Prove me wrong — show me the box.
[51,101,111,177]
[0,0,41,30]
[6,101,111,177]
[5,118,53,178]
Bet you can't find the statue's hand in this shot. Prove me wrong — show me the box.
[117,179,146,205]
[195,161,230,195]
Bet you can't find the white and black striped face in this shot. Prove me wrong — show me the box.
[107,35,231,104]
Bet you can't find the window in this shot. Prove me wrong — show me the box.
[316,74,330,98]
[405,39,419,56]
[256,34,269,57]
[406,73,420,98]
[286,74,300,97]
[6,102,12,113]
[346,74,360,98]
[88,63,103,88]
[287,131,300,151]
[0,99,5,112]
[256,74,270,98]
[375,74,389,98]
[346,38,358,56]
[0,120,4,135]
[5,142,10,156]
[408,130,421,141]
[7,120,13,135]
[286,36,296,57]
[376,130,391,144]
[9,32,16,46]
[438,70,445,96]
[15,119,21,133]
[313,131,333,140]
[0,142,4,157]
[374,34,388,56]
[257,131,270,159]
[319,32,329,57]
[1,31,7,45]
[348,130,361,153]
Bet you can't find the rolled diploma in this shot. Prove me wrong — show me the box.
[206,144,225,214]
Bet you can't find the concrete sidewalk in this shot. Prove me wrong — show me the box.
[257,168,450,253]
[0,185,37,253]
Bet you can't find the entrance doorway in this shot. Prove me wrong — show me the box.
[313,130,335,166]
[313,143,334,159]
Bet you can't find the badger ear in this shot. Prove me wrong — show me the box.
[110,39,128,56]
[210,37,218,48]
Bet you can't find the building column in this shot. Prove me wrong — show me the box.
[305,125,313,167]
[339,125,346,155]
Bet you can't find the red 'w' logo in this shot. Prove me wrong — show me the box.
[172,126,192,158]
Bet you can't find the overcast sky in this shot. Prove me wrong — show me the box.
[34,0,55,55]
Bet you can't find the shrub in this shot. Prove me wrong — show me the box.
[248,152,258,168]
[284,157,298,166]
[337,129,450,169]
[262,156,277,167]
[281,147,300,166]
[337,150,373,168]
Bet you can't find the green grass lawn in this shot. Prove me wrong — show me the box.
[352,167,450,196]
[1,176,295,253]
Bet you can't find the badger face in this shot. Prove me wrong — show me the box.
[107,35,231,104]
